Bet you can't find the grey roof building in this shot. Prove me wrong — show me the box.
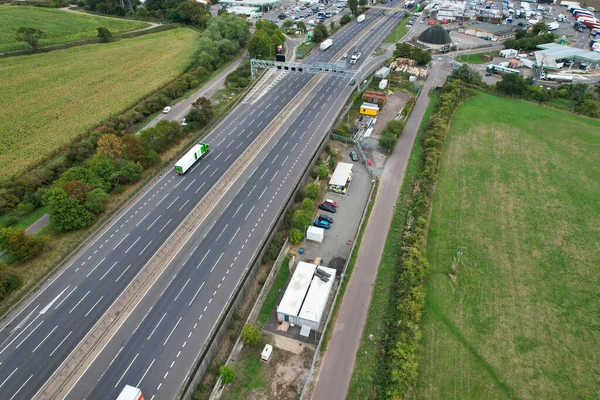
[417,25,452,49]
[463,22,514,41]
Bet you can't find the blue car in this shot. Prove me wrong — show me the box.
[313,219,331,229]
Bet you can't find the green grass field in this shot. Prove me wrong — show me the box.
[0,6,148,53]
[417,92,600,399]
[455,50,497,64]
[0,28,198,179]
[385,17,409,43]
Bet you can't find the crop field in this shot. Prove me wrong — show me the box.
[0,28,198,179]
[417,92,600,399]
[0,6,148,53]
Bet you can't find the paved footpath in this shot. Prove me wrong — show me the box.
[311,60,452,400]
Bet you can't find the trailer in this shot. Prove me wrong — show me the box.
[175,143,210,175]
[117,385,144,400]
[320,38,333,51]
[357,14,366,23]
[545,74,574,82]
[307,226,324,243]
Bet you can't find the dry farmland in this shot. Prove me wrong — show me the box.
[0,28,198,179]
[417,92,600,399]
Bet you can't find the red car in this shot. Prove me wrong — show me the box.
[324,199,338,208]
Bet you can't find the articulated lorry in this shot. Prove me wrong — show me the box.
[117,385,144,400]
[320,38,333,51]
[175,142,210,175]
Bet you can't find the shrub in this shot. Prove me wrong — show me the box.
[290,228,304,244]
[219,365,235,385]
[306,183,320,200]
[84,189,109,214]
[328,157,336,170]
[294,187,305,203]
[301,198,314,213]
[241,323,261,346]
[0,263,22,301]
[43,187,94,232]
[340,14,351,25]
[379,132,398,153]
[0,228,45,263]
[97,27,113,43]
[316,164,328,179]
[292,210,312,230]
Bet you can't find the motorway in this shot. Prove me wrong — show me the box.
[0,5,405,400]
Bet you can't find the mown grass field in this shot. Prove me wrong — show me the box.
[455,50,497,64]
[0,28,198,179]
[0,6,148,53]
[417,92,600,399]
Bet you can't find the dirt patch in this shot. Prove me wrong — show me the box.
[371,91,412,137]
[269,344,314,399]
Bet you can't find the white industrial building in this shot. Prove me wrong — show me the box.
[437,0,467,20]
[276,262,336,332]
[328,162,353,194]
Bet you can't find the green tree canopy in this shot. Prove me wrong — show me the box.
[248,29,272,59]
[97,27,113,43]
[43,188,94,232]
[16,27,46,52]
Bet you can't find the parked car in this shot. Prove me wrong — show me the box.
[324,199,338,207]
[163,106,171,114]
[313,219,331,229]
[319,203,337,213]
[350,151,358,162]
[318,214,334,223]
[278,13,287,19]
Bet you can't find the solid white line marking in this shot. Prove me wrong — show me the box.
[115,264,132,282]
[211,252,224,273]
[147,215,161,231]
[189,282,205,306]
[163,317,182,346]
[139,241,153,256]
[49,330,72,357]
[112,233,130,250]
[115,353,139,388]
[178,199,190,212]
[69,291,90,314]
[260,168,269,180]
[167,196,180,210]
[14,319,43,350]
[40,286,69,315]
[156,193,169,207]
[137,358,155,387]
[159,219,172,233]
[210,167,220,177]
[233,203,244,217]
[125,237,141,254]
[184,178,197,191]
[86,257,105,278]
[195,181,206,194]
[147,313,167,341]
[173,177,186,189]
[216,224,228,242]
[32,324,58,353]
[196,250,211,269]
[259,187,267,200]
[84,296,104,318]
[245,205,255,221]
[229,227,241,245]
[174,279,190,302]
[55,286,77,310]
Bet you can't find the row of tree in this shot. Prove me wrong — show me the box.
[248,20,285,60]
[393,42,432,65]
[504,21,556,51]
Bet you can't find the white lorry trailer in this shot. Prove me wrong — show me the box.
[357,14,365,22]
[175,142,210,175]
[320,38,333,51]
[117,385,144,400]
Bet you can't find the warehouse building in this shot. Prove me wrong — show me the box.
[276,262,336,333]
[328,162,353,194]
[219,0,279,11]
[463,22,514,41]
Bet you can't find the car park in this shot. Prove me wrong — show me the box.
[324,199,338,207]
[313,219,331,229]
[318,214,334,223]
[350,151,358,161]
[163,106,171,113]
[319,203,337,213]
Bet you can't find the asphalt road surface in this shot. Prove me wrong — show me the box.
[0,4,406,399]
[311,60,452,400]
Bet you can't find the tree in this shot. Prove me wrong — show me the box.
[248,29,272,59]
[175,1,211,28]
[192,96,213,121]
[386,120,405,137]
[450,64,483,86]
[116,161,143,184]
[312,25,325,43]
[330,21,335,30]
[301,198,314,213]
[89,154,116,188]
[358,0,367,7]
[379,132,398,153]
[348,0,358,14]
[219,365,235,385]
[0,228,45,263]
[532,21,548,35]
[292,210,312,230]
[290,228,304,244]
[496,73,530,97]
[576,99,600,118]
[297,21,306,33]
[96,134,122,158]
[84,188,109,214]
[316,164,328,179]
[305,183,320,200]
[283,19,294,32]
[0,262,22,301]
[241,324,261,346]
[340,14,351,25]
[97,27,113,43]
[122,134,146,164]
[15,27,46,52]
[43,188,94,232]
[62,180,92,203]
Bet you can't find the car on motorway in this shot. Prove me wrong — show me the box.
[163,106,171,113]
[349,78,356,85]
[324,199,338,208]
[314,219,331,229]
[350,151,358,161]
[319,203,337,213]
[318,214,334,223]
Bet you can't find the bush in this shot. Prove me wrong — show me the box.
[340,14,351,25]
[316,164,328,179]
[0,228,45,263]
[294,187,305,203]
[241,323,261,346]
[379,132,398,153]
[328,157,336,170]
[84,189,109,214]
[290,228,304,244]
[306,183,321,200]
[301,198,314,213]
[0,262,22,301]
[219,365,235,385]
[292,210,312,230]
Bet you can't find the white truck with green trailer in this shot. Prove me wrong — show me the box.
[175,142,210,175]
